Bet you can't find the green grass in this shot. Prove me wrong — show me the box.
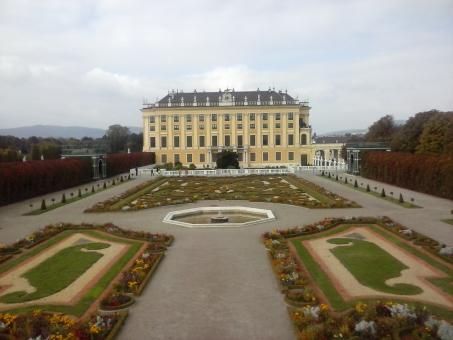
[327,238,422,295]
[322,175,420,208]
[0,230,143,316]
[0,242,110,303]
[290,224,453,318]
[441,219,453,226]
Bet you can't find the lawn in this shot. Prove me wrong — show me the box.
[0,230,143,316]
[86,175,360,212]
[327,238,422,295]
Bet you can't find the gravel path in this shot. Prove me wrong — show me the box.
[0,172,451,339]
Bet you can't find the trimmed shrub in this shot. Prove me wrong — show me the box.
[0,158,91,206]
[366,184,370,192]
[78,188,82,198]
[103,182,107,189]
[344,176,348,184]
[91,186,95,193]
[61,193,66,204]
[361,152,453,200]
[106,152,155,177]
[354,179,358,188]
[399,193,404,203]
[381,188,386,197]
[40,199,46,210]
[335,175,338,181]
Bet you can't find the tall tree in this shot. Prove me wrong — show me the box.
[390,110,438,152]
[39,142,61,159]
[416,112,453,154]
[105,125,130,153]
[127,133,143,152]
[31,144,41,160]
[216,151,239,169]
[365,115,398,142]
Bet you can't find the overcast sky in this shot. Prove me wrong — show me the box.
[0,0,452,134]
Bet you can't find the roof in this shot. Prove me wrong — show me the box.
[156,89,297,107]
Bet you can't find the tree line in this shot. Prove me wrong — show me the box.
[0,125,143,162]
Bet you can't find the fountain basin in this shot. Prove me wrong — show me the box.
[163,206,275,228]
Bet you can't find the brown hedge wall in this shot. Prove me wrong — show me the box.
[361,152,453,199]
[0,158,92,206]
[106,152,155,177]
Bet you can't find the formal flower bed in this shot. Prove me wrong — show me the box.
[0,310,127,340]
[86,175,359,212]
[263,217,453,339]
[0,224,172,339]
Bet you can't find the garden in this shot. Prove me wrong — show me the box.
[85,175,360,212]
[0,223,173,339]
[263,217,453,339]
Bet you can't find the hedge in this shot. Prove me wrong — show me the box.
[0,158,92,206]
[361,152,453,200]
[106,152,155,177]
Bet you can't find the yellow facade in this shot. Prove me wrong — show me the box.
[142,89,334,167]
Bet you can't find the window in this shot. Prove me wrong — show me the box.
[186,136,192,148]
[224,135,231,146]
[174,136,180,148]
[150,137,156,148]
[199,124,205,130]
[199,135,205,147]
[275,123,281,129]
[149,125,155,132]
[288,123,293,129]
[275,134,281,146]
[238,153,243,161]
[301,134,307,145]
[237,113,243,121]
[250,113,256,121]
[161,125,167,131]
[288,134,294,146]
[224,114,230,121]
[224,124,230,130]
[263,152,268,161]
[174,125,179,131]
[262,123,268,129]
[276,152,281,161]
[275,113,281,121]
[262,113,268,121]
[161,154,167,163]
[187,154,192,163]
[149,116,155,124]
[237,124,242,130]
[186,125,192,131]
[200,153,205,162]
[288,112,294,120]
[237,135,243,147]
[250,123,255,129]
[262,135,269,146]
[211,114,217,121]
[199,114,205,122]
[212,124,217,130]
[160,115,167,123]
[173,115,179,123]
[174,154,180,163]
[250,135,256,146]
[186,115,192,123]
[250,153,256,161]
[161,136,167,148]
[212,135,218,147]
[288,152,294,161]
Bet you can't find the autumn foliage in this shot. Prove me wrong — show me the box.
[361,152,453,199]
[106,152,155,177]
[0,158,92,206]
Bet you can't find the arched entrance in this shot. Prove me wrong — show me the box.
[300,154,308,166]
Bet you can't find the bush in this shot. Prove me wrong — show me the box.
[189,163,196,170]
[91,186,95,193]
[344,176,348,184]
[0,158,92,206]
[366,184,370,192]
[103,182,107,189]
[61,193,66,203]
[361,152,453,200]
[40,199,46,210]
[399,193,404,203]
[78,188,82,198]
[354,179,358,188]
[381,188,386,197]
[335,175,338,181]
[106,152,155,177]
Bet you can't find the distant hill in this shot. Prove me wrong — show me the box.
[0,125,142,139]
[319,128,367,136]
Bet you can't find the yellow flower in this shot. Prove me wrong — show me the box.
[355,302,367,314]
[90,324,102,334]
[320,303,329,312]
[32,309,42,317]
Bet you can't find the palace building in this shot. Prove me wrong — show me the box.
[142,88,341,167]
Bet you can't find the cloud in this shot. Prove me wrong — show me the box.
[0,0,452,132]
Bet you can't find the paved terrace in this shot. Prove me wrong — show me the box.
[0,173,451,339]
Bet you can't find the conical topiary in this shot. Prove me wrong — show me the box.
[121,176,124,182]
[354,180,358,188]
[112,179,116,185]
[128,174,131,180]
[366,184,370,192]
[328,172,331,178]
[92,186,95,193]
[78,188,82,198]
[103,182,107,189]
[61,193,66,203]
[381,188,386,197]
[41,199,47,210]
[335,175,338,181]
[344,176,348,184]
[399,193,404,203]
